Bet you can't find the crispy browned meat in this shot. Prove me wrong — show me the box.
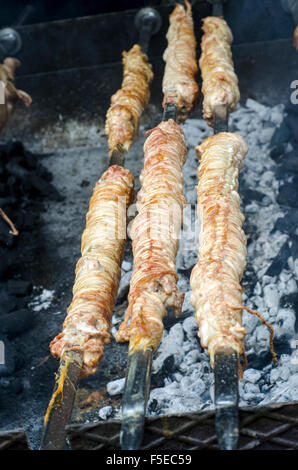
[116,120,186,353]
[162,0,199,122]
[0,58,32,134]
[50,165,134,377]
[105,44,153,157]
[199,17,240,127]
[190,132,248,367]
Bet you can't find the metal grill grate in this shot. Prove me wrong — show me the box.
[67,401,298,450]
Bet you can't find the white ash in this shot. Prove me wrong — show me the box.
[29,287,55,312]
[107,377,125,397]
[108,99,298,417]
[98,405,113,420]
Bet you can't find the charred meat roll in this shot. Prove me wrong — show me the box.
[199,17,240,127]
[190,132,248,367]
[162,0,199,123]
[50,165,134,377]
[105,44,153,157]
[116,119,187,353]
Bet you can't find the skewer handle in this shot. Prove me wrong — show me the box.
[214,347,239,450]
[135,8,162,55]
[40,350,83,450]
[120,349,152,450]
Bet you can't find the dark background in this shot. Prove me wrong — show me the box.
[2,0,297,44]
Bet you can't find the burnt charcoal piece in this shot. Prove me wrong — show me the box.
[0,248,9,279]
[280,292,298,309]
[265,241,291,276]
[289,234,298,259]
[22,150,38,170]
[0,196,18,207]
[148,399,159,413]
[241,265,256,297]
[270,143,288,162]
[271,120,291,145]
[276,150,298,175]
[277,182,298,208]
[5,161,30,180]
[29,174,64,201]
[273,208,298,234]
[0,183,6,195]
[8,140,25,158]
[0,289,18,314]
[0,221,16,247]
[0,309,34,338]
[35,165,53,183]
[286,112,298,142]
[241,188,266,203]
[0,159,5,177]
[0,377,23,395]
[7,280,32,296]
[151,355,175,388]
[0,335,16,377]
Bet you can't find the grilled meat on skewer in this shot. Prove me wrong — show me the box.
[50,165,134,377]
[105,44,153,157]
[116,120,186,353]
[199,17,240,127]
[190,133,248,367]
[162,0,199,123]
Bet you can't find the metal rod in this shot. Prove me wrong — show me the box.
[214,347,239,450]
[120,349,153,450]
[163,102,178,121]
[208,0,226,17]
[110,148,126,167]
[214,103,229,133]
[135,8,162,55]
[40,350,83,450]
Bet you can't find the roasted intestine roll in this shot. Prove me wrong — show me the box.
[162,0,199,122]
[105,44,153,157]
[0,57,32,134]
[190,133,248,367]
[50,165,134,377]
[199,17,240,127]
[116,120,187,352]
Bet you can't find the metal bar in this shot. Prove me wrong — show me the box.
[135,8,162,55]
[120,349,153,450]
[163,102,178,121]
[214,347,239,450]
[40,350,83,450]
[110,148,126,167]
[208,0,226,17]
[214,103,228,133]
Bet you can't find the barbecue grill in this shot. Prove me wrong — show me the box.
[0,0,298,451]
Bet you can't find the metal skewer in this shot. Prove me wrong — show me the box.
[120,101,178,451]
[40,350,83,450]
[210,0,239,449]
[40,7,161,452]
